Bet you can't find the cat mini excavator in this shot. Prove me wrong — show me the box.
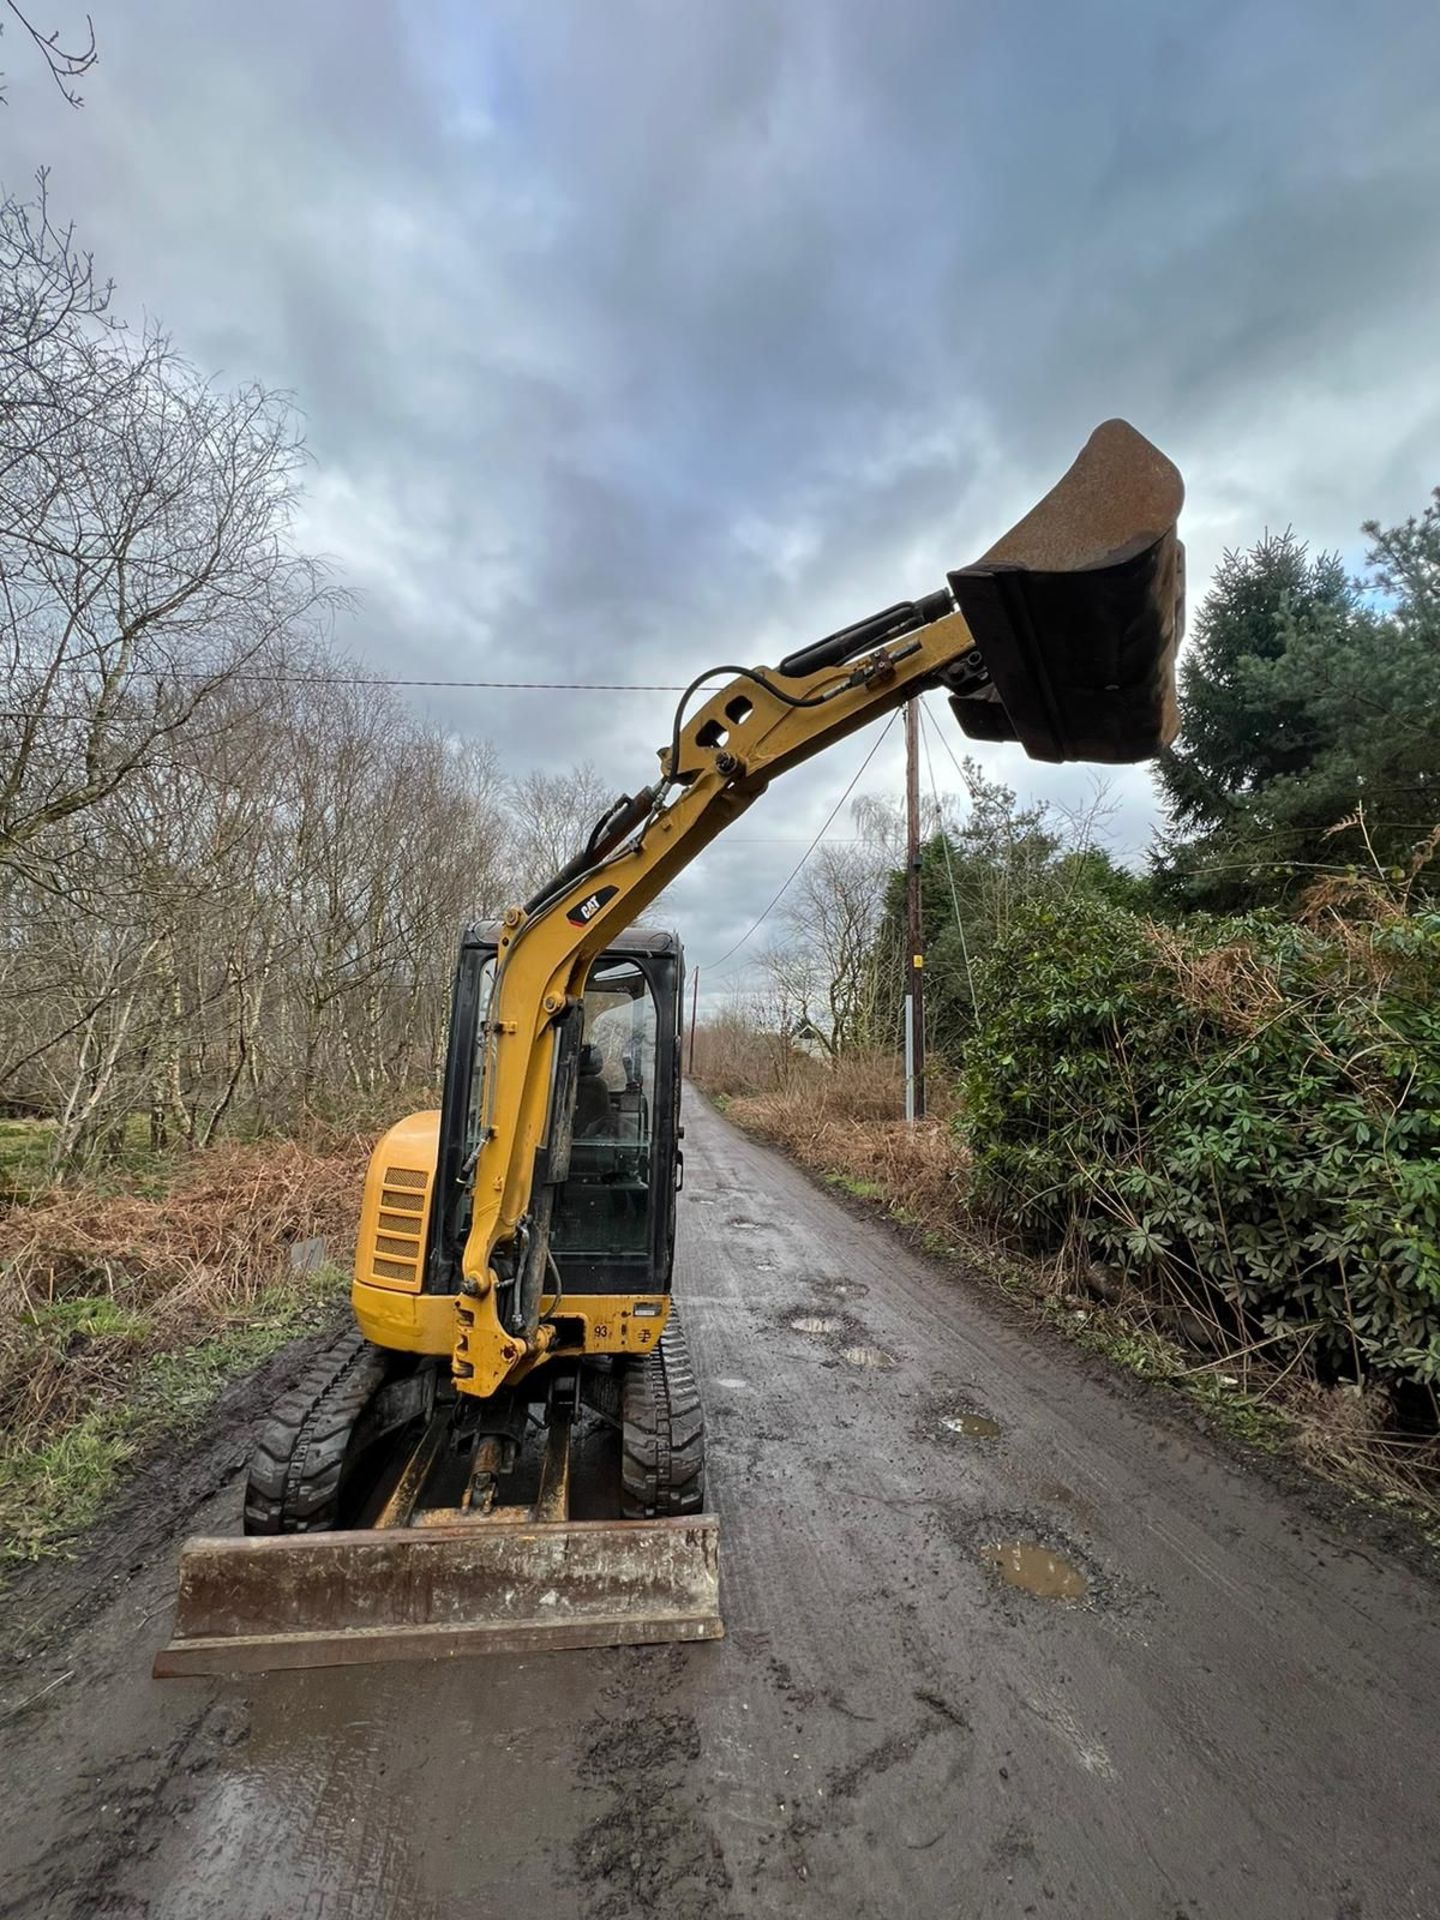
[156,419,1184,1675]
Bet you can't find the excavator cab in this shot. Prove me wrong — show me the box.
[428,927,684,1307]
[552,941,683,1291]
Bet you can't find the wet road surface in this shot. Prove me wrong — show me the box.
[4,1090,1440,1917]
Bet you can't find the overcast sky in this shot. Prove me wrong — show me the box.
[5,2,1439,998]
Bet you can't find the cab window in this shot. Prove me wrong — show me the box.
[551,957,657,1260]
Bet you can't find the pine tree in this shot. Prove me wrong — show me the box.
[1154,505,1440,909]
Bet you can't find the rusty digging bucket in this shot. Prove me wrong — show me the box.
[945,417,1185,766]
[154,1515,722,1676]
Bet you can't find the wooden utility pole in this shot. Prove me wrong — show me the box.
[904,700,926,1121]
[687,965,700,1076]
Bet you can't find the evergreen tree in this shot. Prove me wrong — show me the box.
[1154,503,1440,909]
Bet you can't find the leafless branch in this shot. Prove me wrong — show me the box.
[1,4,97,107]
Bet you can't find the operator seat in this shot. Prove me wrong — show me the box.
[574,1044,611,1138]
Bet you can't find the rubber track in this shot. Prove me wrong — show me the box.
[620,1306,706,1519]
[242,1330,390,1535]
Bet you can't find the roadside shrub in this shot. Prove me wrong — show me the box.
[963,892,1440,1392]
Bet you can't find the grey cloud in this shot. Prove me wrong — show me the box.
[4,0,1438,980]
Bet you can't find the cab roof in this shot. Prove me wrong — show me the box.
[471,922,680,958]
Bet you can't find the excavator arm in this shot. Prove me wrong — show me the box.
[156,417,1184,1678]
[455,418,1184,1394]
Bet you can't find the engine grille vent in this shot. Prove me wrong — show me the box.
[366,1164,430,1288]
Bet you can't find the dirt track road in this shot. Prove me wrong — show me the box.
[5,1091,1440,1919]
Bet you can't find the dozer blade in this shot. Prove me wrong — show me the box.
[154,1514,721,1676]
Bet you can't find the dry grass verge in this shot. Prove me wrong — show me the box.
[723,1052,968,1238]
[734,1095,963,1224]
[0,1133,368,1560]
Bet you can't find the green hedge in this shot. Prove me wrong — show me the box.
[962,896,1440,1389]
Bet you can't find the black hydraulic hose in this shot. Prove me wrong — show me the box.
[583,795,630,861]
[524,587,956,918]
[520,661,827,925]
[776,588,954,680]
[667,591,954,784]
[523,785,660,918]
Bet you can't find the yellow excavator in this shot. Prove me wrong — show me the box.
[156,419,1183,1675]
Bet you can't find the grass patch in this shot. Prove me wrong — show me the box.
[0,1118,56,1202]
[1185,1371,1295,1452]
[23,1296,152,1342]
[1048,1296,1293,1451]
[823,1170,885,1201]
[919,1229,961,1261]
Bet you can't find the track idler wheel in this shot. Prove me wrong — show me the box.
[244,1330,401,1535]
[620,1306,706,1519]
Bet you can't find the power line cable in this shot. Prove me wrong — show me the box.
[924,692,977,793]
[702,710,900,976]
[25,667,719,692]
[919,703,979,1018]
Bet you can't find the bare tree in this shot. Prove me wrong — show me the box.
[0,658,512,1164]
[784,843,891,1055]
[775,791,954,1059]
[505,761,612,896]
[754,939,824,1044]
[1,182,334,874]
[0,182,518,1167]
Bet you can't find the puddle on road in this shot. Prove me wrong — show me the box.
[789,1314,840,1335]
[981,1539,1089,1602]
[942,1412,1002,1438]
[811,1277,867,1300]
[841,1345,894,1369]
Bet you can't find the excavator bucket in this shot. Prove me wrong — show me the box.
[947,418,1185,763]
[154,1514,721,1675]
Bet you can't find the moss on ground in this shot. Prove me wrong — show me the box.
[0,1118,57,1201]
[821,1169,885,1201]
[0,1114,182,1201]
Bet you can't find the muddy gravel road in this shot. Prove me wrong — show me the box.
[5,1092,1440,1919]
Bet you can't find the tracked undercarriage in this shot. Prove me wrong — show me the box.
[156,1312,717,1674]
